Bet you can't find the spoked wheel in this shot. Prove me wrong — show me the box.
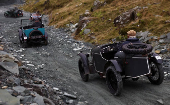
[78,59,89,82]
[4,13,8,17]
[106,66,123,96]
[148,62,164,85]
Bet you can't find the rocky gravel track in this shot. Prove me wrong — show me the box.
[1,4,170,105]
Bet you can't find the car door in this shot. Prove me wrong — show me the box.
[92,48,107,72]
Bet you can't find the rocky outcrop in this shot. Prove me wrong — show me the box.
[114,7,139,27]
[91,0,106,12]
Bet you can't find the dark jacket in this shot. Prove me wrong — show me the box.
[119,38,141,50]
[30,21,43,28]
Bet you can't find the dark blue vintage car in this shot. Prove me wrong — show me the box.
[78,42,164,96]
[4,7,23,18]
[18,19,48,47]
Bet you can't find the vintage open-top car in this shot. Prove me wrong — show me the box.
[78,42,164,96]
[18,19,48,47]
[4,7,23,18]
[30,13,42,22]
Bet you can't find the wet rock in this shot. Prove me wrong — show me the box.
[0,89,20,105]
[0,62,19,75]
[157,99,164,105]
[64,92,77,99]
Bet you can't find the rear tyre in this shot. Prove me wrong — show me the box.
[106,66,123,96]
[78,59,89,82]
[44,39,48,45]
[148,62,164,85]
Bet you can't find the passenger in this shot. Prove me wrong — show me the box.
[30,19,44,28]
[24,19,44,29]
[119,30,141,50]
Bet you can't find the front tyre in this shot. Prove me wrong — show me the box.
[106,66,123,96]
[4,13,8,17]
[148,62,164,85]
[78,59,89,82]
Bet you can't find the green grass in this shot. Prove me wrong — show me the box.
[21,0,170,44]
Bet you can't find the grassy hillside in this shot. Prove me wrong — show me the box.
[21,0,170,44]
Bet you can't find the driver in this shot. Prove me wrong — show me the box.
[30,19,43,28]
[119,30,141,50]
[23,19,44,29]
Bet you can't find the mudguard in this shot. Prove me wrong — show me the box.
[106,60,122,72]
[45,32,48,39]
[78,53,90,74]
[149,53,163,64]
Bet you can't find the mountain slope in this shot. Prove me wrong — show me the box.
[21,0,170,44]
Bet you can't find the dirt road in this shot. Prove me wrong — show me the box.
[0,3,170,105]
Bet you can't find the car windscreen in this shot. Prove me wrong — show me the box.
[21,19,33,26]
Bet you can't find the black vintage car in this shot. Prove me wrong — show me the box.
[4,7,23,18]
[78,42,164,96]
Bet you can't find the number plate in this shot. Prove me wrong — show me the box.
[155,56,162,60]
[31,35,42,39]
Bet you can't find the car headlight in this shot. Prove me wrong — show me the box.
[24,37,27,39]
[155,56,161,60]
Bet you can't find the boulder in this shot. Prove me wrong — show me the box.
[0,62,19,75]
[167,32,170,39]
[33,92,45,105]
[91,0,105,12]
[84,29,91,35]
[160,34,167,39]
[75,16,96,35]
[114,8,138,27]
[0,89,20,105]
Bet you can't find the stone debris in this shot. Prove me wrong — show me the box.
[0,51,69,104]
[157,99,164,105]
[64,92,77,99]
